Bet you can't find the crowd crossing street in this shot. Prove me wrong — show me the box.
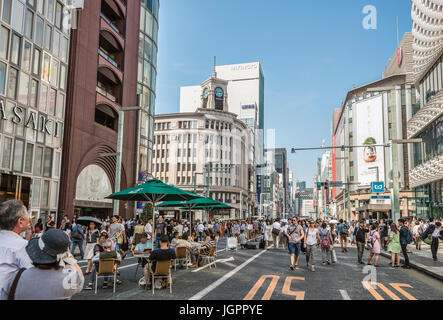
[0,0,442,316]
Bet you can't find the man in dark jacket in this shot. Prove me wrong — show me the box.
[353,220,368,264]
[398,219,411,269]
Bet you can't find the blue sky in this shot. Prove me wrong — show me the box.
[155,0,413,187]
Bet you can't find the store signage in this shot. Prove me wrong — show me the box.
[0,100,62,137]
[370,195,390,205]
[371,181,385,193]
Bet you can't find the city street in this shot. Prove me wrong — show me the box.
[73,241,443,300]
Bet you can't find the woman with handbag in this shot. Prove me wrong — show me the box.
[367,224,380,267]
[387,223,401,269]
[319,223,333,265]
[304,221,321,271]
[264,220,273,250]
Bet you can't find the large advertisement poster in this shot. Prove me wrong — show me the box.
[355,95,385,186]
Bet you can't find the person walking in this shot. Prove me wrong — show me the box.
[272,219,281,249]
[353,220,369,265]
[337,219,349,252]
[264,220,272,250]
[431,222,442,261]
[285,219,304,270]
[412,220,423,250]
[319,222,333,265]
[398,219,411,269]
[304,221,320,271]
[70,222,85,259]
[84,222,100,275]
[387,223,401,268]
[367,224,380,267]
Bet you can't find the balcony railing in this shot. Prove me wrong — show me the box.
[100,13,120,34]
[98,48,119,68]
[96,86,117,102]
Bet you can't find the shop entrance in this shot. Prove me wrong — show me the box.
[0,174,31,207]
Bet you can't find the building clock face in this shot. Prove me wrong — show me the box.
[203,88,209,99]
[215,87,224,98]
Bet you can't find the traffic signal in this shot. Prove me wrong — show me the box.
[317,182,322,191]
[325,180,329,190]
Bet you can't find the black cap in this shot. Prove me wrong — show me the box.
[140,233,148,238]
[26,229,70,264]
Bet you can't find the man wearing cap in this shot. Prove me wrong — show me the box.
[143,235,176,289]
[0,200,33,300]
[12,229,84,300]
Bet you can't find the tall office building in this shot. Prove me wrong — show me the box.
[58,0,159,222]
[333,33,417,221]
[0,0,74,225]
[407,0,443,218]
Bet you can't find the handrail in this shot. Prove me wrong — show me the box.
[100,13,120,34]
[98,48,119,69]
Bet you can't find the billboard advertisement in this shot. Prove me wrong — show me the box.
[354,95,385,186]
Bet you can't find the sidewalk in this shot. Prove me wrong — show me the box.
[379,241,443,281]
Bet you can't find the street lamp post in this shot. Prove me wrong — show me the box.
[100,104,141,217]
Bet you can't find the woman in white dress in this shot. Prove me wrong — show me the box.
[264,220,273,250]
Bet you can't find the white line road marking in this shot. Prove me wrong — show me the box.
[189,246,272,300]
[191,257,235,273]
[340,290,351,300]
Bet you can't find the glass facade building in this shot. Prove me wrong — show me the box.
[137,0,159,176]
[0,0,70,224]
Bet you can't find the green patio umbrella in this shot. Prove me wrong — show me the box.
[157,196,222,225]
[180,203,234,218]
[106,179,200,244]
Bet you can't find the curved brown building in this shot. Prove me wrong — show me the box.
[58,0,142,221]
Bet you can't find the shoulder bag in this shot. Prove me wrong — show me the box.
[8,268,26,300]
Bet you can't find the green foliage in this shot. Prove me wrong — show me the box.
[141,203,153,222]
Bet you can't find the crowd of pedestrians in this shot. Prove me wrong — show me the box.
[1,197,442,299]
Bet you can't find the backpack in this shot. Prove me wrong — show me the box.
[405,228,413,244]
[71,226,82,240]
[340,224,349,236]
[320,230,330,249]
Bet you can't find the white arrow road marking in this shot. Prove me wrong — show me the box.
[340,289,351,300]
[191,257,235,273]
[189,246,272,300]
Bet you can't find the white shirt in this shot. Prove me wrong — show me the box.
[306,228,319,246]
[144,223,153,240]
[0,230,33,300]
[272,222,281,230]
[198,224,204,232]
[432,227,441,237]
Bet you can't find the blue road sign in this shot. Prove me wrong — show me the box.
[371,182,385,193]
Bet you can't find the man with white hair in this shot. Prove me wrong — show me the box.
[0,200,33,300]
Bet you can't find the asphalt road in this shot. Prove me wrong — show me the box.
[73,240,443,300]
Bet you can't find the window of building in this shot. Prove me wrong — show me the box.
[48,87,55,115]
[43,147,53,177]
[56,91,63,118]
[24,142,34,173]
[10,33,21,65]
[44,24,51,50]
[46,0,54,22]
[0,62,6,94]
[0,26,10,59]
[24,8,33,38]
[33,145,43,175]
[42,180,49,207]
[2,136,13,169]
[32,47,40,76]
[54,1,62,29]
[34,15,43,46]
[7,67,18,99]
[18,71,29,105]
[39,82,47,111]
[12,138,24,172]
[22,40,31,72]
[2,0,13,24]
[12,0,25,34]
[31,178,41,207]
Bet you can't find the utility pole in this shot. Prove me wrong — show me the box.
[100,102,141,217]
